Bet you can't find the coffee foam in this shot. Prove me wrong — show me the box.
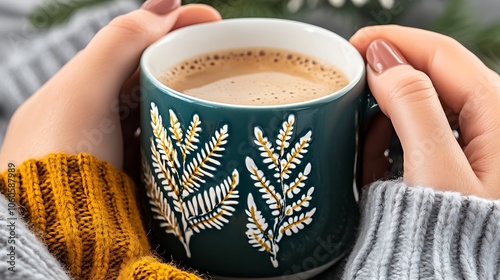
[158,48,349,106]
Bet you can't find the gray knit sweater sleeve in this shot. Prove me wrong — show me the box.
[0,195,70,279]
[0,0,139,147]
[343,180,500,280]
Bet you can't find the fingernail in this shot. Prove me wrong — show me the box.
[366,39,408,74]
[141,0,180,15]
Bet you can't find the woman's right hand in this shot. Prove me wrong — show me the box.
[351,25,500,199]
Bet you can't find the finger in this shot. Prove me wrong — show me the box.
[116,3,222,127]
[70,4,179,103]
[115,3,223,133]
[90,3,221,88]
[352,25,500,193]
[350,25,500,144]
[350,24,497,100]
[366,39,482,195]
[172,4,222,30]
[52,3,221,105]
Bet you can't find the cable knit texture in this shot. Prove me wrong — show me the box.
[343,180,500,280]
[0,153,201,280]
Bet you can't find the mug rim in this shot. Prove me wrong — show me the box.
[141,18,365,110]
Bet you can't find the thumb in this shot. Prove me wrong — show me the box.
[366,39,479,192]
[67,1,220,104]
[74,0,181,104]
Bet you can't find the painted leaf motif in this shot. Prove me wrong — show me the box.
[187,170,239,233]
[281,130,312,180]
[150,138,180,203]
[168,109,184,148]
[279,208,316,237]
[254,127,280,172]
[143,155,182,239]
[245,157,283,216]
[245,194,273,253]
[284,163,311,199]
[146,102,239,259]
[181,125,228,196]
[285,187,314,216]
[276,115,294,157]
[245,114,317,267]
[150,103,179,169]
[183,114,201,155]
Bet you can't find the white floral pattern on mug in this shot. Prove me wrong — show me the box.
[143,102,240,257]
[245,115,316,267]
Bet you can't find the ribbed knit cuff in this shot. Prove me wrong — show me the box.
[343,180,500,280]
[119,256,202,280]
[0,153,200,279]
[0,153,148,278]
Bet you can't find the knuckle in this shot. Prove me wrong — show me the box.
[387,70,435,103]
[435,34,462,50]
[353,25,382,44]
[461,71,500,119]
[107,13,150,40]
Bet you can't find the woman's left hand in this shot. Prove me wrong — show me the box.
[0,0,221,179]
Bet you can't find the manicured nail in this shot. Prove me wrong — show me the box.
[141,0,180,15]
[366,39,408,74]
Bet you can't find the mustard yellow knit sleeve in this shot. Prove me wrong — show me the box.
[0,153,202,280]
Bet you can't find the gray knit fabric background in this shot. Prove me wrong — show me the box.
[0,0,139,147]
[0,195,70,279]
[343,180,500,280]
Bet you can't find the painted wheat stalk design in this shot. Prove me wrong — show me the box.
[245,114,316,267]
[144,102,239,257]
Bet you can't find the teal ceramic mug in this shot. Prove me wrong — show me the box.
[140,18,371,279]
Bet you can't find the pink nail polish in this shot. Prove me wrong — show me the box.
[366,39,408,74]
[141,0,181,15]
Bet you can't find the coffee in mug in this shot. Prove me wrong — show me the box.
[158,47,349,106]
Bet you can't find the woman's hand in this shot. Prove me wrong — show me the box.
[0,0,221,179]
[352,25,500,199]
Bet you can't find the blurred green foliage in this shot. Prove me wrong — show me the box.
[30,0,499,71]
[183,0,289,18]
[428,0,500,72]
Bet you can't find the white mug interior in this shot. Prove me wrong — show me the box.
[141,18,365,107]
